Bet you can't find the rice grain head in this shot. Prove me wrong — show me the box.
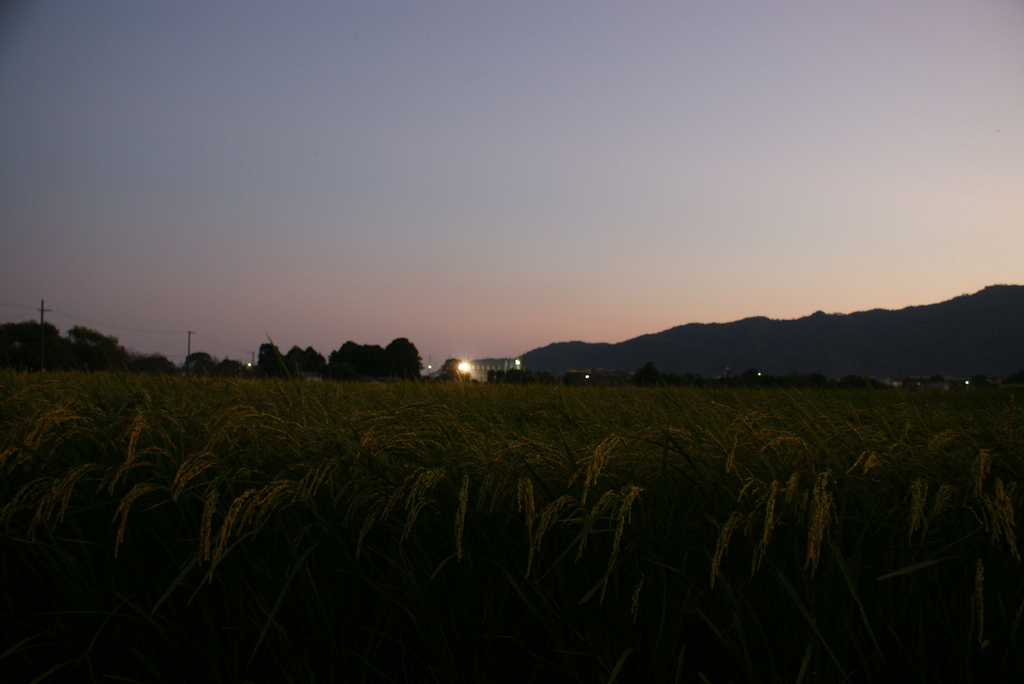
[113,482,165,558]
[630,575,645,623]
[171,452,217,500]
[608,485,642,573]
[782,472,800,504]
[212,489,259,564]
[580,435,623,505]
[577,489,618,562]
[31,463,98,538]
[806,470,834,574]
[752,479,779,574]
[863,451,881,474]
[983,479,1019,560]
[710,510,744,590]
[526,494,575,576]
[401,467,445,543]
[455,473,469,560]
[972,449,991,496]
[924,483,957,539]
[907,478,928,543]
[516,477,536,538]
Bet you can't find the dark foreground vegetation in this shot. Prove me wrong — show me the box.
[2,372,1023,682]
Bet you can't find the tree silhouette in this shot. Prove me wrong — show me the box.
[184,352,215,375]
[68,326,128,371]
[437,358,469,382]
[0,320,72,371]
[127,353,176,375]
[632,362,663,386]
[385,337,422,379]
[257,342,287,378]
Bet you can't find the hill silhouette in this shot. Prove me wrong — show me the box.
[519,285,1024,379]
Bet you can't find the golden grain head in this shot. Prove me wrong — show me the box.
[113,481,165,558]
[805,470,834,573]
[516,477,536,536]
[983,479,1019,560]
[710,510,744,590]
[907,478,929,543]
[751,479,779,575]
[526,494,575,576]
[609,485,642,563]
[972,449,992,495]
[926,484,956,529]
[782,472,800,504]
[862,451,881,474]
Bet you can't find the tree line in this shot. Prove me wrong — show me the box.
[0,321,425,380]
[254,338,422,380]
[0,321,172,373]
[5,320,1022,385]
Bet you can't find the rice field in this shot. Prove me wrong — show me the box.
[1,370,1022,682]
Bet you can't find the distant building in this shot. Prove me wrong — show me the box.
[563,369,633,386]
[456,358,523,382]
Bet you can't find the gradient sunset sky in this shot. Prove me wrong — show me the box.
[2,1,1022,366]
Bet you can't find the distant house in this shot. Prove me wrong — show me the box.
[563,369,632,386]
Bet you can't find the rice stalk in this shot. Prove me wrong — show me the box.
[516,476,536,538]
[200,488,218,562]
[400,467,445,543]
[526,494,576,576]
[751,479,779,574]
[600,484,643,601]
[113,481,166,557]
[980,479,1019,560]
[908,478,928,543]
[925,484,957,536]
[710,511,744,589]
[973,558,985,646]
[27,462,98,540]
[972,449,991,496]
[171,451,218,500]
[576,434,624,505]
[454,473,469,560]
[806,470,834,574]
[576,490,618,562]
[211,488,260,563]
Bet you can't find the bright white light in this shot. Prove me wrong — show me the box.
[458,362,470,372]
[584,374,590,379]
[514,359,521,366]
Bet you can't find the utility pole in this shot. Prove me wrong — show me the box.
[187,331,194,369]
[249,350,255,367]
[39,299,51,371]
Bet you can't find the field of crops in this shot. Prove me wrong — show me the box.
[1,371,1023,683]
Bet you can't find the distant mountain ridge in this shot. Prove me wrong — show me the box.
[519,285,1024,379]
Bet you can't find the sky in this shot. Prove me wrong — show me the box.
[2,1,1023,366]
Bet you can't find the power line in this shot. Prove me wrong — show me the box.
[192,332,254,356]
[50,308,186,336]
[0,299,42,313]
[2,299,185,336]
[1,299,253,361]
